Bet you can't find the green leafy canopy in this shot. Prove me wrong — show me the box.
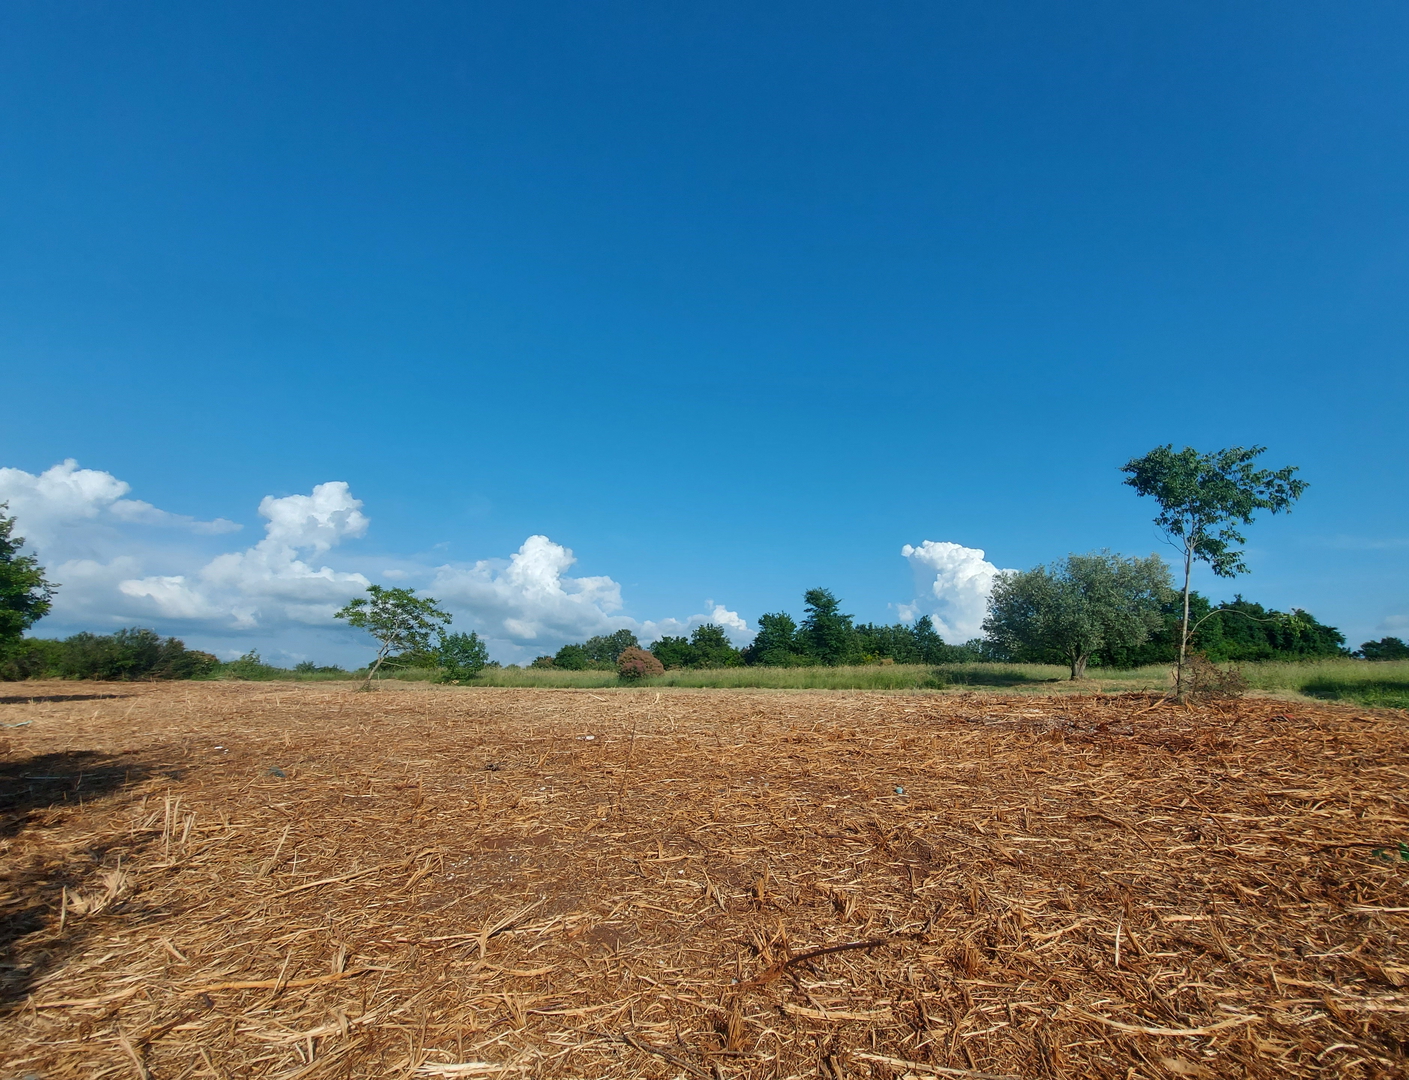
[335,584,452,685]
[0,502,57,644]
[1121,445,1307,578]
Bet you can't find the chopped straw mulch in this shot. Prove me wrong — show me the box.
[2,682,1407,1079]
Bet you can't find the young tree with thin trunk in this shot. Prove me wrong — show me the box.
[335,585,452,688]
[1122,445,1306,700]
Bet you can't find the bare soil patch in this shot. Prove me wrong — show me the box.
[2,682,1407,1078]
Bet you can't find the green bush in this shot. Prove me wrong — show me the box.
[649,625,742,669]
[295,660,347,674]
[1,628,219,681]
[215,649,284,681]
[437,630,489,682]
[1357,637,1409,661]
[0,637,66,680]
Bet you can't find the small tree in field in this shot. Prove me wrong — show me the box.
[1122,444,1306,700]
[335,585,452,688]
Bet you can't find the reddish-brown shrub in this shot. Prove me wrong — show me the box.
[617,646,664,681]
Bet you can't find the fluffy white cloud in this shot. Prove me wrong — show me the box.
[4,459,752,664]
[258,484,369,552]
[120,483,370,630]
[432,535,627,644]
[0,460,239,552]
[432,537,755,655]
[897,540,1012,642]
[640,603,753,646]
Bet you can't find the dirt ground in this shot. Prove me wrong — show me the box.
[1,682,1407,1080]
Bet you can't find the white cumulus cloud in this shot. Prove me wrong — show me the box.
[258,483,369,552]
[119,483,371,630]
[432,541,754,656]
[897,540,1012,642]
[4,459,753,664]
[432,535,626,644]
[0,459,239,552]
[640,603,753,645]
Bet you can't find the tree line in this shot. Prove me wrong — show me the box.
[2,444,1405,684]
[530,588,987,672]
[528,573,1352,678]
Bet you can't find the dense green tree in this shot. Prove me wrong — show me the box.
[0,637,65,680]
[1123,444,1306,698]
[855,622,922,663]
[335,584,452,687]
[1211,597,1345,660]
[552,643,593,670]
[5,628,218,680]
[646,626,741,668]
[1105,592,1346,666]
[649,636,695,669]
[1358,636,1409,661]
[0,503,56,648]
[437,630,490,681]
[983,552,1173,679]
[582,629,640,666]
[911,616,945,663]
[688,623,742,668]
[294,660,346,674]
[551,630,640,670]
[919,625,989,664]
[800,588,859,666]
[742,612,806,666]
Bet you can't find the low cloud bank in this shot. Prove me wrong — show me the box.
[0,459,239,553]
[119,482,372,630]
[897,540,1012,643]
[1,460,751,664]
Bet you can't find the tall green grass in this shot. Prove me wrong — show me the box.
[234,657,1409,708]
[1242,657,1409,708]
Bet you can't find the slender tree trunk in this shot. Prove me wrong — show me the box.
[360,643,392,690]
[1177,544,1193,701]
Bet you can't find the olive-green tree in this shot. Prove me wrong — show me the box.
[800,588,858,665]
[335,584,452,688]
[0,502,56,649]
[1122,445,1306,699]
[741,612,805,666]
[437,630,490,682]
[983,552,1172,679]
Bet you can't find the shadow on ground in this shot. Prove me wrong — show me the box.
[931,668,1064,688]
[0,693,126,705]
[0,749,158,1005]
[1301,678,1409,710]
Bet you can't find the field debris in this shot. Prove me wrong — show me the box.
[2,681,1407,1078]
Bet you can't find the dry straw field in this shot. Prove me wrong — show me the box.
[2,682,1407,1079]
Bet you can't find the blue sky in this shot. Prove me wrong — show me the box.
[2,2,1406,665]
